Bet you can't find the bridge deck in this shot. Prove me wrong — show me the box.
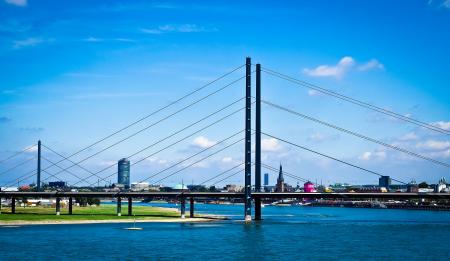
[0,191,449,199]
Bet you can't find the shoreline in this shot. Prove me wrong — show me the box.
[0,205,226,226]
[0,216,226,226]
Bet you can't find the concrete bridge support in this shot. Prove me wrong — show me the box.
[68,197,73,215]
[11,197,15,214]
[189,197,194,218]
[180,197,186,219]
[117,197,122,216]
[128,197,132,216]
[56,197,61,215]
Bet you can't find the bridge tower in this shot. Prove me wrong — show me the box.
[37,140,41,192]
[244,57,252,222]
[255,63,262,220]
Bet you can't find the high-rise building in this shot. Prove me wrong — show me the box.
[118,158,130,188]
[264,173,269,186]
[275,164,285,192]
[379,175,391,189]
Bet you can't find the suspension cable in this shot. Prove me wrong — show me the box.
[150,137,247,186]
[261,67,450,135]
[0,144,37,165]
[79,102,247,187]
[37,65,245,175]
[41,169,72,187]
[260,162,310,183]
[135,131,245,185]
[4,170,36,187]
[43,75,247,181]
[0,157,35,177]
[262,99,450,168]
[198,162,244,185]
[41,144,109,182]
[210,167,248,187]
[261,131,407,184]
[41,156,82,184]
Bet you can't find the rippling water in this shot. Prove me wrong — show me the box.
[1,203,449,260]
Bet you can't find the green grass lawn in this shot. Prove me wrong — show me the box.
[0,204,181,222]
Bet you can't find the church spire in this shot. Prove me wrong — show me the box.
[275,163,285,192]
[278,164,284,182]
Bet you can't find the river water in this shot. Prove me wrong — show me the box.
[1,203,449,260]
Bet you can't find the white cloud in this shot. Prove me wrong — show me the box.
[417,140,450,150]
[399,132,419,141]
[69,91,162,100]
[358,59,384,71]
[157,159,167,164]
[261,138,282,152]
[303,56,384,79]
[433,121,450,131]
[140,28,162,34]
[99,160,117,166]
[25,145,38,153]
[309,133,326,142]
[308,133,339,143]
[444,0,450,8]
[146,157,168,165]
[114,38,135,42]
[141,24,215,34]
[221,157,233,163]
[5,0,27,7]
[307,89,321,96]
[12,37,43,49]
[82,37,136,43]
[359,150,386,161]
[82,37,103,42]
[427,149,450,159]
[303,56,355,78]
[192,136,217,149]
[359,152,371,161]
[0,116,11,123]
[189,161,209,169]
[219,156,242,167]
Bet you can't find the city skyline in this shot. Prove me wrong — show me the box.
[1,0,450,187]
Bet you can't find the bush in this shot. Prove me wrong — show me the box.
[76,197,100,206]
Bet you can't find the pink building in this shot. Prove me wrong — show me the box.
[304,181,315,193]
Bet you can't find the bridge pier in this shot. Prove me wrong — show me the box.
[180,197,186,219]
[56,197,61,215]
[68,197,73,215]
[117,197,122,216]
[128,197,132,216]
[189,197,194,218]
[11,197,15,214]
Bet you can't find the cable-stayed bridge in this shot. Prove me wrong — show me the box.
[1,57,449,221]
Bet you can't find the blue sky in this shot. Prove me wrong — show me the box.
[0,0,449,187]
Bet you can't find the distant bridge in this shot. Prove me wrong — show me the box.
[2,191,450,200]
[1,191,449,218]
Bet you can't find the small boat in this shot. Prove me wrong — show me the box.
[124,215,143,230]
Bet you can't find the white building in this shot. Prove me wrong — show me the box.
[436,177,449,193]
[0,187,18,192]
[131,182,149,191]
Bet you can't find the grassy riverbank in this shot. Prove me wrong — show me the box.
[0,205,191,223]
